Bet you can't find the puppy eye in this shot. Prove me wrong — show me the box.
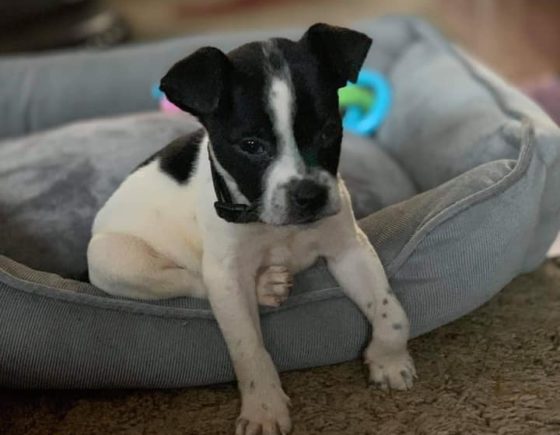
[239,139,266,155]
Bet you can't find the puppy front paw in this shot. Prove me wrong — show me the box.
[236,387,292,435]
[364,342,416,391]
[256,265,292,307]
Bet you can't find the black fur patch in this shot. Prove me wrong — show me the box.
[203,42,277,203]
[137,129,204,184]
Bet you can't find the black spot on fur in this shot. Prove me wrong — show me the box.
[367,302,373,309]
[393,323,402,330]
[136,129,204,184]
[382,298,388,305]
[382,313,387,318]
[159,130,204,183]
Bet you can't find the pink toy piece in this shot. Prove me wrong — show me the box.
[160,97,182,113]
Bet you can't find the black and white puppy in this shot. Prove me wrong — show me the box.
[88,23,415,435]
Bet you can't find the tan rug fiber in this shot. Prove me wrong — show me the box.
[1,260,559,434]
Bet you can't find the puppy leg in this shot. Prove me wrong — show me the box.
[88,232,206,299]
[327,228,416,390]
[204,255,291,435]
[256,265,292,307]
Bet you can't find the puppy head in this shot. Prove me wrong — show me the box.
[160,23,372,225]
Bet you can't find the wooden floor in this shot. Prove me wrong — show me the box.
[107,0,560,82]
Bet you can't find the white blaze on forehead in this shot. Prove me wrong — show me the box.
[268,78,295,150]
[266,76,303,178]
[261,74,305,224]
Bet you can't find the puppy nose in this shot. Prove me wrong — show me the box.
[290,180,327,210]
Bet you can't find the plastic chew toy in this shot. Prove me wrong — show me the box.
[153,68,392,136]
[338,69,392,136]
[152,84,182,113]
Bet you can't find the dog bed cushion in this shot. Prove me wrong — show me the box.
[1,16,559,388]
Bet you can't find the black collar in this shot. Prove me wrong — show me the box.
[208,149,261,224]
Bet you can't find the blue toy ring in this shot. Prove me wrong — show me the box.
[343,70,392,136]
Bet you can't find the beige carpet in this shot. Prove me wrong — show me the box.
[1,260,559,434]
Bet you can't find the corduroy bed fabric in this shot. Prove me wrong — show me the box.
[0,16,559,388]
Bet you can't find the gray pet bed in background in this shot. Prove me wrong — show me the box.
[1,17,559,389]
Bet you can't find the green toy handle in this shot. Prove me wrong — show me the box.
[338,85,375,112]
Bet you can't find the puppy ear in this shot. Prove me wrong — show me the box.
[302,23,372,86]
[160,47,230,116]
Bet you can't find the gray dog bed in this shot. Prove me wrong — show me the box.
[1,17,559,389]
